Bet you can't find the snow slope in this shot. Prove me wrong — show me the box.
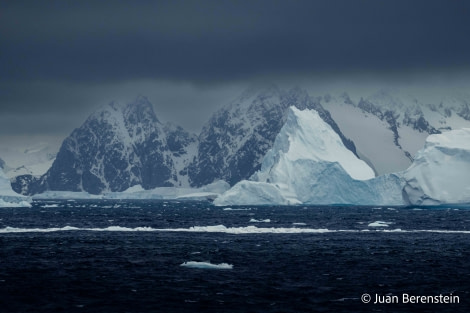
[256,106,374,181]
[403,128,470,206]
[215,107,404,206]
[323,94,412,174]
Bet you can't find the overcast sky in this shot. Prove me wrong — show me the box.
[1,0,470,148]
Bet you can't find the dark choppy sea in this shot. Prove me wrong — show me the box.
[1,200,470,312]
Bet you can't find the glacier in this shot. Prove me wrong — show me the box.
[214,107,405,206]
[33,180,230,201]
[103,180,229,200]
[0,168,31,207]
[402,128,470,206]
[0,140,57,178]
[321,89,470,175]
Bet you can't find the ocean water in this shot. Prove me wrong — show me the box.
[1,200,470,312]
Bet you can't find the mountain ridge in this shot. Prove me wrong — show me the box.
[8,86,470,196]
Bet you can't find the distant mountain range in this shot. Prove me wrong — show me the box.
[0,142,56,178]
[321,89,470,175]
[6,86,470,196]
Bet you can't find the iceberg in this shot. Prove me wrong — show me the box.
[249,218,271,223]
[0,168,31,207]
[180,261,233,270]
[215,107,404,206]
[368,221,391,227]
[402,128,470,206]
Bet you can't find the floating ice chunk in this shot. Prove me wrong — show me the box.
[249,218,271,223]
[173,225,331,234]
[368,221,391,227]
[42,204,60,208]
[180,261,233,270]
[223,207,251,211]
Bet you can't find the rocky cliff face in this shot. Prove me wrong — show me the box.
[15,96,197,195]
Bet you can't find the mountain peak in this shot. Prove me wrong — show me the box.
[269,106,375,180]
[131,95,154,111]
[87,100,124,124]
[282,87,311,109]
[236,83,281,103]
[285,86,308,97]
[124,95,159,124]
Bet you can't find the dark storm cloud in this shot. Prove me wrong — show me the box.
[1,0,470,140]
[2,0,470,83]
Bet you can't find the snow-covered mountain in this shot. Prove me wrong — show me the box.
[187,85,356,186]
[0,142,57,178]
[403,128,470,206]
[1,141,58,196]
[9,86,470,200]
[215,107,404,206]
[0,167,31,207]
[12,86,355,195]
[321,89,470,175]
[14,96,198,195]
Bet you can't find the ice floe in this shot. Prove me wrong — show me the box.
[180,261,233,270]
